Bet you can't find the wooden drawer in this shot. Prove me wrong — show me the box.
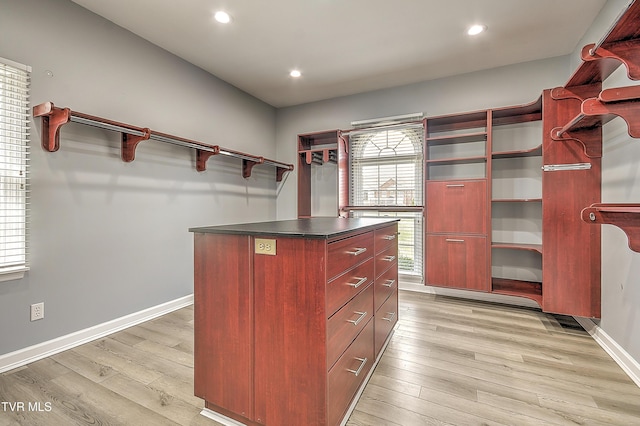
[374,264,398,313]
[327,283,374,369]
[426,234,488,291]
[328,318,374,426]
[374,243,398,279]
[374,224,398,254]
[327,231,374,281]
[327,257,374,318]
[426,180,487,234]
[374,289,398,357]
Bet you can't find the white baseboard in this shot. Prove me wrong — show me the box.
[574,317,640,388]
[0,294,194,374]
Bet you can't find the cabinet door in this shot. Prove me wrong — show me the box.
[426,235,488,291]
[426,180,487,234]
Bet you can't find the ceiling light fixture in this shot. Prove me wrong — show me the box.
[214,11,231,24]
[467,24,487,36]
[290,70,302,78]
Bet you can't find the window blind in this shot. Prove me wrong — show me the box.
[0,58,30,278]
[349,123,424,277]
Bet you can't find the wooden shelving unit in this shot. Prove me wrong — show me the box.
[32,101,294,181]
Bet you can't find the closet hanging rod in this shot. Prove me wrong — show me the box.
[32,101,294,181]
[589,0,635,56]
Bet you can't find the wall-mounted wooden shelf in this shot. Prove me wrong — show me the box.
[492,145,542,159]
[492,277,543,306]
[551,86,640,158]
[565,0,640,88]
[492,242,543,254]
[32,101,294,182]
[581,203,640,252]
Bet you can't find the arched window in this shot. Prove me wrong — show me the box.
[349,124,423,277]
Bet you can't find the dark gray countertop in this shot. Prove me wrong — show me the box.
[189,217,399,239]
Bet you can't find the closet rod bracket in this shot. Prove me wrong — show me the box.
[33,102,70,153]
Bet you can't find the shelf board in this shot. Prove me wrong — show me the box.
[492,242,542,254]
[492,96,543,126]
[426,131,487,145]
[426,155,487,165]
[492,145,542,159]
[581,203,640,252]
[427,110,488,133]
[492,277,543,306]
[492,198,542,203]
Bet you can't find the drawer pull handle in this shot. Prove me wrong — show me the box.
[383,255,396,262]
[383,312,396,322]
[382,279,396,288]
[446,184,465,188]
[347,247,367,256]
[445,239,464,242]
[383,234,396,240]
[348,277,368,288]
[346,311,367,326]
[346,357,368,377]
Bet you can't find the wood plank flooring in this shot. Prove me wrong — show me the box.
[1,291,639,425]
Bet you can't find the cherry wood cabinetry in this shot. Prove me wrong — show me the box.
[191,218,398,426]
[425,112,491,292]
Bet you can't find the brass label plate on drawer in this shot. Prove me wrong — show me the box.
[255,238,276,255]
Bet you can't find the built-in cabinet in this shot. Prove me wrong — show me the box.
[295,0,640,319]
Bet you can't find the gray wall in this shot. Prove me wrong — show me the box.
[576,0,640,363]
[0,0,278,355]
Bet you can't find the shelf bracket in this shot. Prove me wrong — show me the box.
[550,125,603,158]
[582,203,640,252]
[195,147,221,172]
[242,158,264,179]
[582,94,640,139]
[33,102,70,153]
[121,129,151,162]
[584,39,640,81]
[275,165,294,182]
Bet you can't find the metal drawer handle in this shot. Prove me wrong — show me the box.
[383,234,396,240]
[347,247,367,256]
[346,357,368,376]
[346,311,367,326]
[383,255,396,262]
[446,184,465,187]
[382,279,396,288]
[348,277,368,288]
[445,239,464,242]
[383,312,396,322]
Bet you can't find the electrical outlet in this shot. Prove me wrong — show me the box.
[31,302,44,321]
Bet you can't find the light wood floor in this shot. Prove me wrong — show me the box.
[1,291,639,425]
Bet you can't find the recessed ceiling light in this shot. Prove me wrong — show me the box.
[467,24,487,36]
[290,70,302,78]
[214,11,231,24]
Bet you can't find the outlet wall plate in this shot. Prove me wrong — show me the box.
[31,302,44,321]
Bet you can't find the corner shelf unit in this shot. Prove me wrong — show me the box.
[32,102,294,182]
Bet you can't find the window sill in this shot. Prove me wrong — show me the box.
[0,266,29,283]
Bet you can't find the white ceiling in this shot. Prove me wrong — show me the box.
[71,0,607,108]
